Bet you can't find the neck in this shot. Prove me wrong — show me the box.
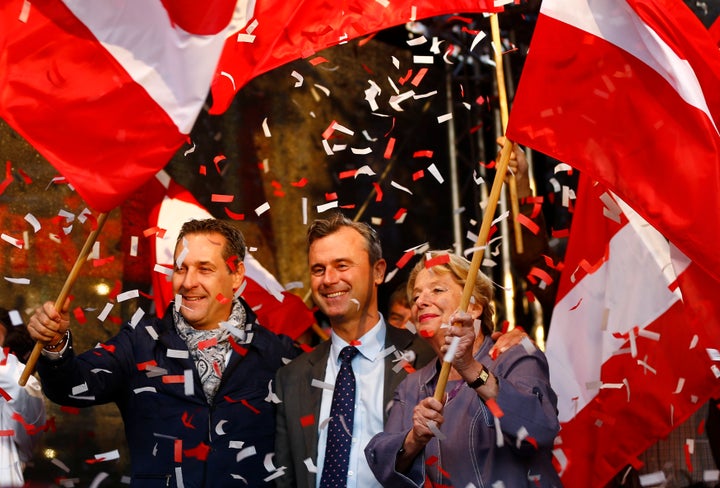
[330,311,381,343]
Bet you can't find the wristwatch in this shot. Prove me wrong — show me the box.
[467,365,490,389]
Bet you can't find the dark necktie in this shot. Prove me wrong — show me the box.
[320,345,360,488]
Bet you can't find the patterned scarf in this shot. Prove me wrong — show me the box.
[173,300,247,403]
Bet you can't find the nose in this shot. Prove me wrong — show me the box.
[322,266,340,285]
[179,268,198,290]
[413,289,430,308]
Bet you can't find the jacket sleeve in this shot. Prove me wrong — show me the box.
[365,381,425,487]
[491,345,561,453]
[36,326,137,407]
[0,353,46,463]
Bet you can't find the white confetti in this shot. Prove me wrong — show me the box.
[290,71,304,87]
[262,117,271,137]
[4,277,29,285]
[255,202,270,216]
[24,213,41,232]
[117,289,139,302]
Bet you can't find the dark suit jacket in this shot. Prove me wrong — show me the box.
[274,324,434,488]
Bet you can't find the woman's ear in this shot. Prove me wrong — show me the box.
[467,302,483,321]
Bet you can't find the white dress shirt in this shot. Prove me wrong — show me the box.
[315,318,386,488]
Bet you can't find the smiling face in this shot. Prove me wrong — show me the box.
[308,226,386,335]
[172,232,244,330]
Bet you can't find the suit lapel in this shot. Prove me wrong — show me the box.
[304,342,331,469]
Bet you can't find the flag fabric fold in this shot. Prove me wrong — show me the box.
[147,171,315,340]
[546,174,720,486]
[209,0,502,114]
[506,0,720,283]
[0,0,247,212]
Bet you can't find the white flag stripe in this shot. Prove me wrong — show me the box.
[62,0,252,133]
[548,200,685,422]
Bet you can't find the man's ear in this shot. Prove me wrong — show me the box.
[232,260,246,291]
[373,259,387,286]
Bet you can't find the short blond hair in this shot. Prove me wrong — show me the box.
[407,251,495,336]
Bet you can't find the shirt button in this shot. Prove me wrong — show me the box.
[348,470,354,477]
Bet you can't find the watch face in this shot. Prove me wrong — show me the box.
[479,368,489,383]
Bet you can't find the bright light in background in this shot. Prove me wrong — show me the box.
[95,282,111,296]
[43,448,56,459]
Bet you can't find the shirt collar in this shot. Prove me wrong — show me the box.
[330,316,387,364]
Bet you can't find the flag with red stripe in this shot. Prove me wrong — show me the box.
[209,0,503,114]
[0,0,246,212]
[506,0,720,283]
[547,175,720,486]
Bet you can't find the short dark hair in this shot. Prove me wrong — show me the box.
[0,308,33,363]
[407,251,495,337]
[306,212,383,264]
[389,282,410,309]
[176,219,246,267]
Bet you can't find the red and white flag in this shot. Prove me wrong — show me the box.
[505,0,720,282]
[209,0,502,113]
[147,171,316,340]
[547,175,720,486]
[0,0,248,212]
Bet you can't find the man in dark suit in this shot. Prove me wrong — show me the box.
[274,213,434,488]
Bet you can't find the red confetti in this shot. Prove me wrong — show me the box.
[0,388,11,401]
[163,375,185,384]
[181,412,196,429]
[17,168,32,184]
[339,170,357,179]
[398,69,413,85]
[98,343,116,354]
[73,307,87,324]
[325,192,338,201]
[223,207,245,220]
[174,439,183,463]
[412,170,425,181]
[228,336,248,356]
[413,150,433,158]
[198,337,217,350]
[291,178,308,187]
[92,256,115,267]
[485,398,504,418]
[396,250,415,269]
[136,360,158,371]
[309,56,328,66]
[551,228,570,238]
[184,442,210,461]
[215,293,230,304]
[61,406,80,415]
[199,165,207,175]
[481,160,496,169]
[424,253,450,269]
[300,414,315,427]
[211,194,234,203]
[372,182,383,202]
[384,138,396,159]
[226,256,239,272]
[213,155,226,174]
[516,213,540,235]
[241,399,260,414]
[410,68,428,87]
[394,208,407,221]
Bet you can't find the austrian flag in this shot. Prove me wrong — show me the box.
[506,0,720,282]
[0,0,249,212]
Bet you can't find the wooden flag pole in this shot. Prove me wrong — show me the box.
[433,138,514,401]
[490,13,524,255]
[19,212,109,386]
